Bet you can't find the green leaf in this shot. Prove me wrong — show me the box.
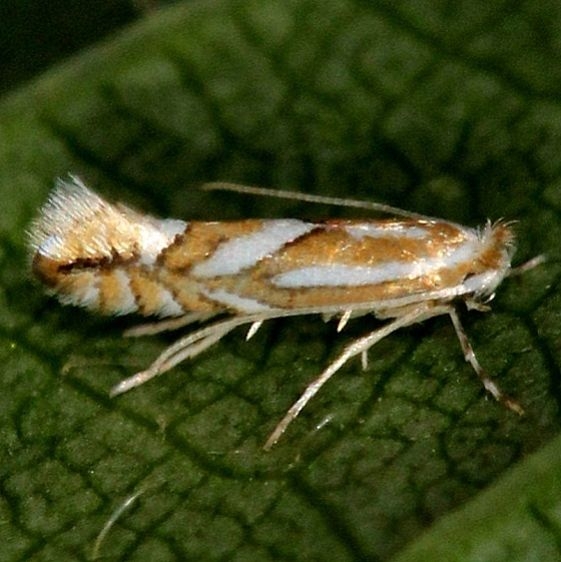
[1,1,560,560]
[395,431,561,562]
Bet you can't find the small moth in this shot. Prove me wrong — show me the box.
[29,177,542,449]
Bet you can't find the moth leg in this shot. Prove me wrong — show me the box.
[264,304,451,450]
[336,310,353,332]
[361,350,368,370]
[246,320,264,341]
[111,314,265,396]
[448,307,523,415]
[124,313,217,337]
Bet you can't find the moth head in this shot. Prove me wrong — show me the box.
[464,221,517,298]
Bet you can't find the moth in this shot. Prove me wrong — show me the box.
[28,177,542,448]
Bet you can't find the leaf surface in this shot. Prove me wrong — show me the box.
[1,1,560,560]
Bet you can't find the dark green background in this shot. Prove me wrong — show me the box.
[1,1,561,560]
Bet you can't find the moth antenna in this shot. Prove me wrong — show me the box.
[201,182,427,220]
[508,254,546,277]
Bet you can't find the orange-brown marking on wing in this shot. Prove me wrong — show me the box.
[161,221,265,270]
